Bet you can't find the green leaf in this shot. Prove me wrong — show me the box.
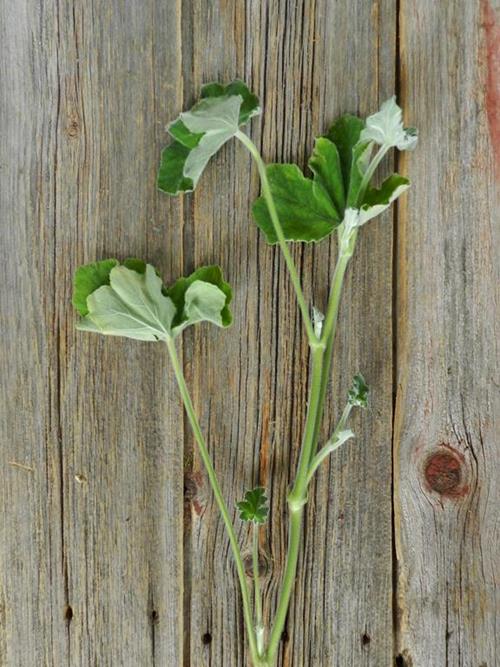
[74,261,233,341]
[201,79,260,124]
[236,487,269,524]
[77,264,176,341]
[326,114,365,193]
[158,80,260,195]
[360,97,418,151]
[347,373,369,408]
[252,163,340,244]
[308,137,345,215]
[359,173,410,225]
[72,259,119,316]
[166,265,232,330]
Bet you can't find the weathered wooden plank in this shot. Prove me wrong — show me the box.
[0,2,68,665]
[394,1,500,665]
[182,1,396,665]
[1,1,185,665]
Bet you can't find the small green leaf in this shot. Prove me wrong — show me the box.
[360,97,418,151]
[236,487,269,524]
[359,173,410,224]
[252,163,340,244]
[72,259,119,316]
[73,261,233,341]
[158,80,260,195]
[167,265,232,330]
[347,373,369,408]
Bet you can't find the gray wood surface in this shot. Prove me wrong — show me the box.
[394,1,500,665]
[1,1,498,666]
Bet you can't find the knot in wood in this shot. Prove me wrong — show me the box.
[424,448,465,498]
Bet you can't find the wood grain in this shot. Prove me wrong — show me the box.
[183,1,396,665]
[394,1,500,665]
[1,1,185,665]
[1,1,498,666]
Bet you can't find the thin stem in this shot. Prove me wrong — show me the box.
[165,337,260,663]
[253,523,265,657]
[306,418,354,485]
[265,346,324,662]
[235,130,319,348]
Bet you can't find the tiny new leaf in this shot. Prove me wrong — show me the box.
[360,96,418,151]
[236,487,269,524]
[158,80,260,195]
[347,373,369,408]
[73,261,232,341]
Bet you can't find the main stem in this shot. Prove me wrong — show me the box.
[265,346,324,662]
[165,337,260,664]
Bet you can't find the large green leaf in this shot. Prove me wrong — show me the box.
[158,80,260,195]
[74,261,233,341]
[252,160,341,244]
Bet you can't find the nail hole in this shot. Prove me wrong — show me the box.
[64,605,73,622]
[202,632,212,645]
[395,656,404,667]
[362,633,371,645]
[151,609,159,624]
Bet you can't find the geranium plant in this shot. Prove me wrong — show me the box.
[73,81,417,666]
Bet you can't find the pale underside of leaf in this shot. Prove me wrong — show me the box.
[78,265,176,341]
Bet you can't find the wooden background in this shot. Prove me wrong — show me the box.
[1,1,498,665]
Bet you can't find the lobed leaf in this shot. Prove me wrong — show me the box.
[236,487,269,524]
[73,260,232,342]
[158,80,260,195]
[252,161,341,244]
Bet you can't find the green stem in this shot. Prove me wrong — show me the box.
[265,346,324,662]
[235,130,320,349]
[165,337,260,663]
[308,247,351,468]
[253,523,265,657]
